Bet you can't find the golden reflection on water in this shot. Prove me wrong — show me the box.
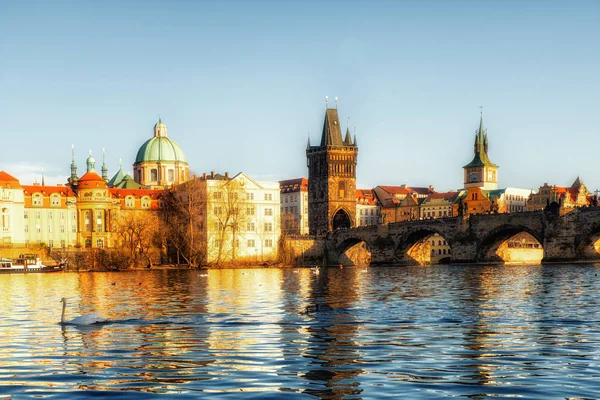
[0,265,599,398]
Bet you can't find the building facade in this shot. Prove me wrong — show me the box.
[199,172,280,263]
[356,189,380,227]
[526,178,591,212]
[307,105,358,235]
[279,178,309,235]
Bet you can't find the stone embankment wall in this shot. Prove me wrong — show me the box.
[282,236,326,266]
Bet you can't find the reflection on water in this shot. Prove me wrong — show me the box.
[1,265,599,399]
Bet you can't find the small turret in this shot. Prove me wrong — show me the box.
[86,150,96,173]
[101,148,108,183]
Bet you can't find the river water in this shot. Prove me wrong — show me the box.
[0,265,599,399]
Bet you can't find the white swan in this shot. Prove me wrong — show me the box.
[60,297,109,325]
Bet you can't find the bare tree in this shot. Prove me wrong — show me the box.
[158,177,207,267]
[113,211,159,268]
[207,178,248,264]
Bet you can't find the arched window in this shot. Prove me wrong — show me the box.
[96,239,104,249]
[141,196,151,209]
[168,169,174,182]
[125,196,135,208]
[84,211,92,232]
[1,208,9,231]
[151,169,158,182]
[85,239,92,248]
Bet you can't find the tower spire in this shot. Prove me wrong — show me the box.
[70,144,78,184]
[101,148,108,182]
[41,168,45,186]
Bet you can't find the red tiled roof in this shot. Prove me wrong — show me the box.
[77,172,107,188]
[0,171,21,188]
[356,189,376,205]
[23,185,75,197]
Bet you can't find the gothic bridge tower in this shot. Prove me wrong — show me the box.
[307,101,358,235]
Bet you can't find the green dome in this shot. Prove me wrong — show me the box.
[135,136,188,164]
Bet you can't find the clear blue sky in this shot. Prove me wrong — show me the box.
[1,0,598,192]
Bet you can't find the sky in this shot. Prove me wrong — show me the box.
[1,0,598,192]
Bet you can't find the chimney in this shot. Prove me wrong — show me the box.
[210,171,214,179]
[225,172,229,179]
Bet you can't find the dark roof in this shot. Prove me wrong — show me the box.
[320,108,344,146]
[463,116,498,168]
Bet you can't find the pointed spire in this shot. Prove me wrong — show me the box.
[344,126,352,145]
[70,144,78,183]
[101,148,108,182]
[41,168,45,186]
[307,131,311,149]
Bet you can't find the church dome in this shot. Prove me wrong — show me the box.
[134,119,188,164]
[78,171,107,189]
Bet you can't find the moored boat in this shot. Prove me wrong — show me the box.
[0,254,63,273]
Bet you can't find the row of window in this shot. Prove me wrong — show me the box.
[24,225,77,233]
[359,208,378,216]
[431,248,451,255]
[212,192,275,201]
[25,211,76,219]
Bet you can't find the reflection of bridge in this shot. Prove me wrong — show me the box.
[326,207,600,265]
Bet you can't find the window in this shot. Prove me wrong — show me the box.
[48,211,53,219]
[51,195,60,206]
[247,239,255,248]
[338,182,346,198]
[264,193,272,201]
[168,169,174,182]
[265,239,273,248]
[97,239,104,249]
[246,192,254,200]
[96,212,103,232]
[125,196,135,208]
[61,240,65,248]
[61,211,65,220]
[84,211,91,232]
[36,211,41,219]
[71,225,76,233]
[48,225,52,233]
[213,191,223,199]
[264,208,273,216]
[142,197,151,209]
[247,206,255,216]
[214,206,222,215]
[24,225,29,233]
[24,211,28,219]
[48,240,53,248]
[85,239,92,248]
[60,225,65,233]
[264,222,273,232]
[246,222,255,231]
[285,197,288,203]
[36,225,41,233]
[33,195,42,205]
[151,169,158,181]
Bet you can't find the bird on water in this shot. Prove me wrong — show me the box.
[60,297,109,325]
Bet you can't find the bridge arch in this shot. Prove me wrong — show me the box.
[395,228,453,265]
[476,225,544,264]
[574,222,600,260]
[335,237,372,266]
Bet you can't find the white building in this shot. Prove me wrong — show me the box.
[356,189,380,226]
[0,171,26,247]
[279,178,309,235]
[204,172,280,263]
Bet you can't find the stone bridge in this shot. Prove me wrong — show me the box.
[325,207,600,265]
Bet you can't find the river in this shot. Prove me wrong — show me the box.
[0,264,599,399]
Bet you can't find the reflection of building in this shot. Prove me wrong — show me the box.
[526,177,591,212]
[279,178,309,235]
[356,189,380,226]
[133,119,189,189]
[373,185,433,223]
[307,103,358,235]
[463,113,498,190]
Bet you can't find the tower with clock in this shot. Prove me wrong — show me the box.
[463,111,498,190]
